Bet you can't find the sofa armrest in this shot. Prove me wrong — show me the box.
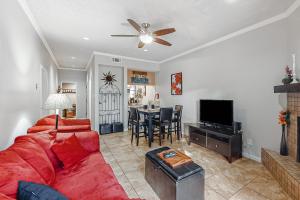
[62,119,91,126]
[56,131,99,152]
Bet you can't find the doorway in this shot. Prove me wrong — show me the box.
[59,82,77,119]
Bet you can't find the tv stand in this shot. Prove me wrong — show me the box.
[185,123,242,163]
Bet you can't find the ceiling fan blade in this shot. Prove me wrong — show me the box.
[153,28,176,36]
[127,19,141,32]
[110,34,138,37]
[154,38,172,46]
[138,42,145,48]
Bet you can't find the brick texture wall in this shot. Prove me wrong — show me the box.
[287,93,300,160]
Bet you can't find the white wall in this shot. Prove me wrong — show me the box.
[287,7,300,71]
[159,20,288,160]
[58,69,87,118]
[87,58,95,127]
[0,0,58,149]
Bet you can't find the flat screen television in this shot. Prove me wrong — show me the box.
[200,100,233,127]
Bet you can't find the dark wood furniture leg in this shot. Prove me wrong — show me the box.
[177,120,180,140]
[136,123,140,146]
[131,124,134,144]
[148,114,153,147]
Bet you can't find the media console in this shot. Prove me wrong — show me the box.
[185,123,242,163]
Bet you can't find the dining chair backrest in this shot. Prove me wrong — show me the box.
[128,110,131,120]
[175,105,183,120]
[130,107,139,121]
[160,107,173,124]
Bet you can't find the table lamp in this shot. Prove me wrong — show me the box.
[44,93,72,129]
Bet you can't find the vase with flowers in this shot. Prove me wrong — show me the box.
[282,66,293,85]
[278,110,290,156]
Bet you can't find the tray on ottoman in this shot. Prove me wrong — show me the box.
[145,147,205,200]
[157,149,193,168]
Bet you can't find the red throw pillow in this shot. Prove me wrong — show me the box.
[51,134,90,169]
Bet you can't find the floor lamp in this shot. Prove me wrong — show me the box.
[44,93,72,129]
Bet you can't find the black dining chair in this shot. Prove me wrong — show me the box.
[172,105,183,138]
[128,110,132,130]
[154,107,173,145]
[130,107,147,146]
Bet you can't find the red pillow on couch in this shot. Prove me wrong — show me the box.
[51,134,90,169]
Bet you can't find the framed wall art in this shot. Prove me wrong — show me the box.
[171,72,182,95]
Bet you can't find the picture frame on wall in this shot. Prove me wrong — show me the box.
[171,72,182,95]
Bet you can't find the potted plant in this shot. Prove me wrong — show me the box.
[278,110,290,156]
[282,66,293,84]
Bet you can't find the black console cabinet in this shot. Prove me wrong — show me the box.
[185,123,242,163]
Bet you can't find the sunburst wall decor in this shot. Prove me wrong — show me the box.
[101,71,117,85]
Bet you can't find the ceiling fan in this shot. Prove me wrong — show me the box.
[111,19,176,48]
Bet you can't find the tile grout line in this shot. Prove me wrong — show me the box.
[231,176,273,200]
[207,163,264,200]
[101,134,143,199]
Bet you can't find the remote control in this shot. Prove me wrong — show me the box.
[163,151,177,158]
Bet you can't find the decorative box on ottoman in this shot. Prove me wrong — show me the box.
[145,147,205,200]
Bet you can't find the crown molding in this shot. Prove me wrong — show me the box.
[93,51,160,64]
[160,0,300,64]
[85,52,96,70]
[84,51,160,70]
[17,0,60,69]
[286,0,300,16]
[58,67,87,71]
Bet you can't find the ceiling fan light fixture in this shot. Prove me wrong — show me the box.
[139,33,153,44]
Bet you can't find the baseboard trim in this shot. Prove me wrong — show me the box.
[243,152,261,163]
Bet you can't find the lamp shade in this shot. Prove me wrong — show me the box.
[44,93,72,110]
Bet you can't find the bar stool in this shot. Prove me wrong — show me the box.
[172,105,183,138]
[130,107,147,146]
[154,107,173,145]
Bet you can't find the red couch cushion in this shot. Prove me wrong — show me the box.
[27,131,99,169]
[12,136,56,185]
[55,131,99,153]
[27,115,91,134]
[26,132,62,169]
[57,125,91,132]
[0,149,46,198]
[0,193,14,200]
[27,126,55,133]
[36,117,64,126]
[51,135,90,169]
[62,119,90,126]
[27,125,91,134]
[53,153,129,200]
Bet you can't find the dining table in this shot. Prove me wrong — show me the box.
[138,108,180,147]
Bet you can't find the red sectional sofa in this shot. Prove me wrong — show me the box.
[27,115,91,134]
[0,131,139,200]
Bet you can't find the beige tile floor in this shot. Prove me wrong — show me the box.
[100,132,291,200]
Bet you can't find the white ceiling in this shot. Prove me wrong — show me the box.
[25,0,296,69]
